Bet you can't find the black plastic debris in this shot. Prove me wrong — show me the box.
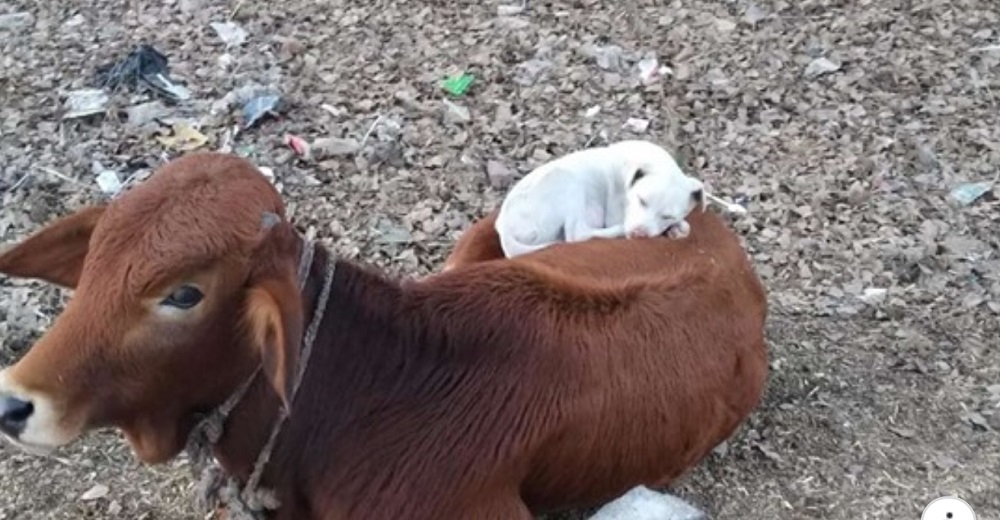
[95,44,192,101]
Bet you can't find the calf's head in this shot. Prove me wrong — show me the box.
[0,153,306,463]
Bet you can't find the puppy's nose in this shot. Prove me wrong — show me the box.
[691,189,704,204]
[627,228,649,238]
[0,394,34,437]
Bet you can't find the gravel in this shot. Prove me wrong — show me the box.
[1,0,999,518]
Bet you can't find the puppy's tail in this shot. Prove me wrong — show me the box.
[497,226,557,259]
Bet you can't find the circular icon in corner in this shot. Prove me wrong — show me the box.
[921,496,977,520]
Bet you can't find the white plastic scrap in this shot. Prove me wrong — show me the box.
[63,89,109,119]
[210,21,248,47]
[622,117,650,133]
[637,57,673,84]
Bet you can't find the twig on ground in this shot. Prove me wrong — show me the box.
[359,113,386,150]
[35,166,97,192]
[1,170,35,198]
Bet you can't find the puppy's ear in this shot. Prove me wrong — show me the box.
[626,162,646,187]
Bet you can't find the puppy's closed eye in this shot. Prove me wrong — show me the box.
[637,197,648,208]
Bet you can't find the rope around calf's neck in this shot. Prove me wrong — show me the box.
[185,237,335,519]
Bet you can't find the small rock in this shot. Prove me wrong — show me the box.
[497,4,525,16]
[988,384,1000,398]
[933,454,959,470]
[804,57,841,79]
[846,180,867,204]
[107,500,123,515]
[442,99,472,124]
[312,137,360,158]
[990,413,1000,431]
[590,45,624,71]
[584,105,601,118]
[859,287,888,305]
[513,58,552,86]
[0,12,34,33]
[715,18,737,33]
[888,426,916,439]
[124,101,169,126]
[80,484,110,501]
[486,160,517,189]
[962,412,990,430]
[744,3,768,24]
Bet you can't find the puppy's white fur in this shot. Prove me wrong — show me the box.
[495,140,704,258]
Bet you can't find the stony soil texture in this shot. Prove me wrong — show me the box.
[1,0,999,519]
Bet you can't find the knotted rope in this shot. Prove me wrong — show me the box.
[184,236,335,519]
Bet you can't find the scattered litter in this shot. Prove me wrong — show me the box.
[210,21,248,47]
[442,99,472,124]
[497,3,525,16]
[622,117,650,133]
[804,57,841,79]
[92,162,123,196]
[80,484,110,501]
[486,160,516,189]
[156,122,209,151]
[242,94,283,129]
[63,89,109,119]
[584,105,601,118]
[949,179,995,206]
[96,45,192,101]
[441,72,474,97]
[637,57,672,85]
[0,12,34,33]
[124,100,169,126]
[284,134,311,158]
[311,137,361,158]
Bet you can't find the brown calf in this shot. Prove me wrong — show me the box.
[0,152,768,519]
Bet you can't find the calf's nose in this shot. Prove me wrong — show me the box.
[0,394,34,437]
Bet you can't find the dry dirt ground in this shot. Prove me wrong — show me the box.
[1,0,999,518]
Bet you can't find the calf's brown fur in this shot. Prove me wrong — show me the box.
[0,152,768,519]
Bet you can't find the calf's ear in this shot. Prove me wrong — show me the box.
[245,276,302,413]
[243,212,303,412]
[0,205,106,288]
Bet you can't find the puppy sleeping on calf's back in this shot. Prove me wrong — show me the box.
[494,139,742,259]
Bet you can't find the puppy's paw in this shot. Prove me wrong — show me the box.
[666,220,691,239]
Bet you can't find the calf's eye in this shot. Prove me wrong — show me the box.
[161,285,204,309]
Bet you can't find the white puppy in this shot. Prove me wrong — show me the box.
[495,140,705,259]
